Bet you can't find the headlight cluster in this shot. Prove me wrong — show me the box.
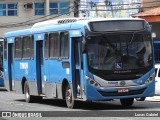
[145,73,155,84]
[85,76,100,88]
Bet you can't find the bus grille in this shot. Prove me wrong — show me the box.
[97,87,146,97]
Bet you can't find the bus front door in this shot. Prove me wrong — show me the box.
[73,38,83,98]
[36,41,43,95]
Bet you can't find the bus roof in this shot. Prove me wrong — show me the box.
[4,17,145,38]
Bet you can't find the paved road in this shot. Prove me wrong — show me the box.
[0,87,160,119]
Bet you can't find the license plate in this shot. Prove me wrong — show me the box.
[118,88,129,93]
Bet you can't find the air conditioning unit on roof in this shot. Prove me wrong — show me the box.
[24,2,33,9]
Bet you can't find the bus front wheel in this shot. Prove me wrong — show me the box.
[65,84,75,109]
[120,98,134,107]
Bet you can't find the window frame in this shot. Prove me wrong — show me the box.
[44,33,49,59]
[30,35,34,59]
[60,31,69,59]
[49,2,58,15]
[15,37,22,60]
[35,2,45,16]
[0,3,6,16]
[7,3,18,16]
[49,32,60,59]
[22,36,32,59]
[0,3,17,16]
[49,2,70,15]
[59,2,70,15]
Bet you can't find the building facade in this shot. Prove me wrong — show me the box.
[142,0,160,12]
[0,0,74,35]
[79,0,142,18]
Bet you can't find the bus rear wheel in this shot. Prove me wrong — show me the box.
[120,98,134,107]
[24,81,34,103]
[65,84,75,109]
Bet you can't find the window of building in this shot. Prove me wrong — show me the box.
[49,33,59,58]
[15,37,22,59]
[59,2,69,15]
[0,4,6,16]
[50,2,69,15]
[7,3,17,16]
[50,3,58,15]
[0,3,17,16]
[35,2,45,15]
[44,34,49,59]
[60,32,69,58]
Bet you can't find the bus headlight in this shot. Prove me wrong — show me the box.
[145,73,155,84]
[85,76,100,88]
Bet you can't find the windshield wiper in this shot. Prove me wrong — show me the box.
[128,32,136,47]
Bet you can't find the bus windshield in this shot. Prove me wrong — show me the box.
[86,32,153,80]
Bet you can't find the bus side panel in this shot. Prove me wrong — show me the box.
[14,60,23,94]
[45,82,57,98]
[3,60,9,90]
[47,60,72,99]
[43,55,57,98]
[29,56,38,96]
[48,60,62,98]
[14,80,23,94]
[14,60,36,94]
[28,81,38,95]
[0,77,4,87]
[56,83,63,99]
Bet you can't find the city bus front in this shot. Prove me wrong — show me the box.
[83,19,155,106]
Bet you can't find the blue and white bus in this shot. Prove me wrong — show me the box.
[3,18,155,108]
[0,39,4,87]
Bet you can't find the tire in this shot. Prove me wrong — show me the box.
[120,98,134,107]
[136,97,146,101]
[24,81,34,103]
[65,84,75,109]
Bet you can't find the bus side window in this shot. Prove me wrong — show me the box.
[44,34,49,59]
[22,36,30,59]
[30,35,34,59]
[74,39,79,66]
[15,37,22,59]
[60,32,69,58]
[49,33,59,58]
